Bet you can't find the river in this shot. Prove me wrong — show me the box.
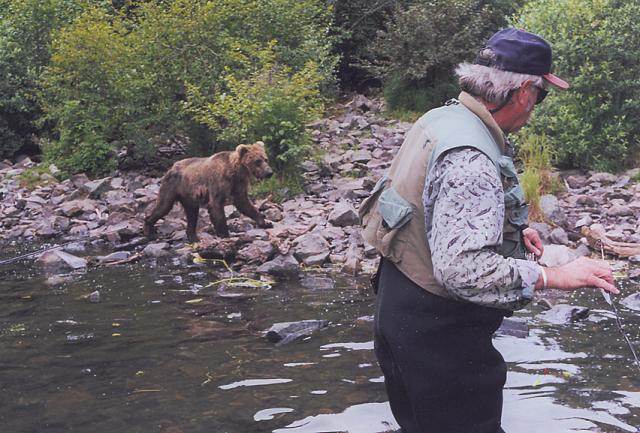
[1,242,639,433]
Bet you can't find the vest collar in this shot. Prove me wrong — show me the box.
[458,91,506,153]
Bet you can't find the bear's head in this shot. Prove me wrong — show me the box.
[236,141,273,179]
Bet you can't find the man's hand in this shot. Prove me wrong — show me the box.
[523,227,544,257]
[540,256,618,294]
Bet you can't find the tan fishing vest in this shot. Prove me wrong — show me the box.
[359,92,528,298]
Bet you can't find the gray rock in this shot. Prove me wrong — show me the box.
[539,244,579,267]
[328,202,359,227]
[96,251,130,264]
[629,255,640,264]
[621,292,640,311]
[565,175,588,189]
[256,254,299,276]
[300,275,335,290]
[496,318,529,338]
[537,304,590,325]
[588,172,617,184]
[352,149,372,163]
[142,242,170,258]
[265,319,330,345]
[529,222,553,244]
[86,177,113,199]
[574,215,593,229]
[236,240,276,264]
[70,173,90,189]
[293,234,330,264]
[88,290,100,303]
[628,268,640,280]
[606,204,634,217]
[549,227,569,245]
[539,195,567,226]
[36,250,87,274]
[575,243,592,257]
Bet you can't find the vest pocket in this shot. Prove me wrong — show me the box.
[358,175,387,225]
[378,187,413,230]
[376,188,413,261]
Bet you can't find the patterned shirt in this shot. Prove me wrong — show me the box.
[423,147,540,311]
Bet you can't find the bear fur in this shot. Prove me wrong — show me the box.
[143,141,273,242]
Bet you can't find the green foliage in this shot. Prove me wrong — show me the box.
[184,45,324,171]
[250,172,305,203]
[363,0,515,112]
[515,128,554,170]
[15,164,58,189]
[37,0,336,176]
[520,168,542,220]
[516,0,640,171]
[516,129,563,221]
[0,0,96,159]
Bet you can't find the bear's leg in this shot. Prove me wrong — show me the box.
[183,203,200,243]
[144,191,177,238]
[207,197,230,238]
[233,194,272,229]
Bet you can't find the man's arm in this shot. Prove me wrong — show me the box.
[423,148,540,310]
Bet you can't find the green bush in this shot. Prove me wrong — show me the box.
[0,0,95,159]
[184,45,324,171]
[363,0,520,113]
[516,0,640,171]
[38,0,336,176]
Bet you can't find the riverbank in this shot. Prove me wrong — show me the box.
[2,95,640,282]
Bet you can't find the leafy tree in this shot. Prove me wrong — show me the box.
[0,0,96,159]
[361,0,522,112]
[39,0,337,176]
[516,0,640,170]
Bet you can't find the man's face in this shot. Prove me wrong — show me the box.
[505,84,544,133]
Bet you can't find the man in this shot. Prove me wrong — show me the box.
[359,28,618,433]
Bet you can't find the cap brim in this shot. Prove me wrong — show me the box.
[543,73,570,90]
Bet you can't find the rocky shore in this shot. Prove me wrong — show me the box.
[2,94,640,287]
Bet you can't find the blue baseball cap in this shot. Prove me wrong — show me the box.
[476,28,569,90]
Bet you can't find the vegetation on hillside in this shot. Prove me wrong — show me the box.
[0,0,638,181]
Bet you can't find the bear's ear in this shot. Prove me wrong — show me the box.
[255,141,265,148]
[235,144,250,158]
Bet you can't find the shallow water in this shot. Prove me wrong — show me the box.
[1,243,640,433]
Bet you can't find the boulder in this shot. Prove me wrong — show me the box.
[293,233,330,266]
[539,195,567,226]
[256,254,299,276]
[96,251,130,264]
[265,319,330,345]
[549,227,569,245]
[621,292,640,311]
[539,244,579,267]
[142,242,170,258]
[328,202,359,227]
[235,240,276,264]
[36,250,87,274]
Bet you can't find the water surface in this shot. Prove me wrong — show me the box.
[1,243,639,432]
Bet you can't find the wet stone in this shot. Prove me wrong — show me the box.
[300,275,335,290]
[537,304,590,325]
[621,292,640,311]
[265,320,330,345]
[256,254,299,276]
[36,250,87,274]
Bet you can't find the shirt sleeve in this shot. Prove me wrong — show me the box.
[423,147,539,311]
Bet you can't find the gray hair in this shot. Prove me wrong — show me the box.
[455,63,546,105]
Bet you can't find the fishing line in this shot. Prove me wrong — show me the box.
[600,243,640,371]
[0,238,89,266]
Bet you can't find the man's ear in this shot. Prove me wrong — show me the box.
[235,144,249,158]
[516,80,536,107]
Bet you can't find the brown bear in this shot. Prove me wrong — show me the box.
[143,141,274,242]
